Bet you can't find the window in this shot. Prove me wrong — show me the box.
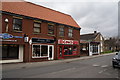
[13,18,22,31]
[92,45,98,53]
[48,24,54,35]
[33,22,41,33]
[59,26,64,36]
[68,28,73,37]
[2,44,19,59]
[41,45,48,56]
[64,46,73,55]
[32,45,48,58]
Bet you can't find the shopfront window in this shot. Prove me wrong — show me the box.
[64,46,77,55]
[33,45,40,57]
[2,44,19,59]
[92,45,98,53]
[32,45,48,58]
[72,46,77,54]
[41,45,48,56]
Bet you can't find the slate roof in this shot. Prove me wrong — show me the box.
[1,1,80,28]
[80,33,100,41]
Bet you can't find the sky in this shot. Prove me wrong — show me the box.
[25,0,119,38]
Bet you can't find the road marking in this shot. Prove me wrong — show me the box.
[93,64,100,67]
[98,69,107,74]
[101,65,108,68]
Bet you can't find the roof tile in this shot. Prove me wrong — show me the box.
[2,1,80,28]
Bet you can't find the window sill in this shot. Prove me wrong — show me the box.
[47,34,55,36]
[13,30,22,33]
[32,57,48,59]
[63,54,78,56]
[33,33,41,35]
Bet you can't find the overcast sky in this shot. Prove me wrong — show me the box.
[25,0,119,38]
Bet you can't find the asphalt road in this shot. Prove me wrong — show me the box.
[2,54,119,78]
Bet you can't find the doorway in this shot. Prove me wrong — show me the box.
[48,45,54,60]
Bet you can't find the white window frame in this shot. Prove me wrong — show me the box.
[32,44,49,58]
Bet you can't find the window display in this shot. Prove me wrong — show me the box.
[2,44,19,59]
[32,45,49,58]
[64,46,77,55]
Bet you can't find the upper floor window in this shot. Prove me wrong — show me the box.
[13,18,22,31]
[48,24,54,35]
[59,26,64,37]
[33,22,41,33]
[68,28,73,37]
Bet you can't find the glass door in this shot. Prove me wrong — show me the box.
[58,45,63,59]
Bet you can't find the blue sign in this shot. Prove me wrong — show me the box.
[0,33,23,39]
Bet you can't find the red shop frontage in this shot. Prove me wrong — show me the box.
[58,39,79,59]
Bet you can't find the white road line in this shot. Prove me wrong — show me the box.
[93,64,100,67]
[101,65,108,68]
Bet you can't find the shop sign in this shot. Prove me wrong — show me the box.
[32,38,55,44]
[58,39,79,45]
[0,39,17,42]
[0,33,23,39]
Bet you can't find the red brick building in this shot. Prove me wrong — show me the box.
[1,1,81,63]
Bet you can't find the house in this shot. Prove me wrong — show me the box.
[80,31,104,56]
[104,37,120,52]
[1,1,81,63]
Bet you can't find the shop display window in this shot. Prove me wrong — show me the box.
[2,44,19,59]
[64,46,77,55]
[32,45,48,58]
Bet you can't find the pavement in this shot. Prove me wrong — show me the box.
[2,52,116,71]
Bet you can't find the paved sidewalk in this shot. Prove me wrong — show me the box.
[2,52,116,71]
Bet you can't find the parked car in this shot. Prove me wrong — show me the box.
[112,51,120,68]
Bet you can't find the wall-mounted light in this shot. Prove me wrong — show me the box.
[5,18,9,23]
[4,18,9,32]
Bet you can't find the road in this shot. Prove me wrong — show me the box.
[2,54,119,78]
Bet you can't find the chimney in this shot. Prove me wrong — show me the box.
[94,31,97,33]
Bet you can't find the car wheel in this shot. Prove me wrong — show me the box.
[112,62,116,68]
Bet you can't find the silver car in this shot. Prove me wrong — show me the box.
[112,51,120,68]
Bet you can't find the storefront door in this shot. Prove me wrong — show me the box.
[58,45,64,59]
[48,45,54,60]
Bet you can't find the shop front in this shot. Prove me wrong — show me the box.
[0,33,24,63]
[58,39,79,59]
[31,38,55,61]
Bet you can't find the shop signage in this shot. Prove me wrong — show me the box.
[32,38,55,44]
[0,33,23,39]
[0,39,17,42]
[58,39,79,45]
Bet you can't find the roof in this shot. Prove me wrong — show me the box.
[1,1,80,28]
[80,33,100,41]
